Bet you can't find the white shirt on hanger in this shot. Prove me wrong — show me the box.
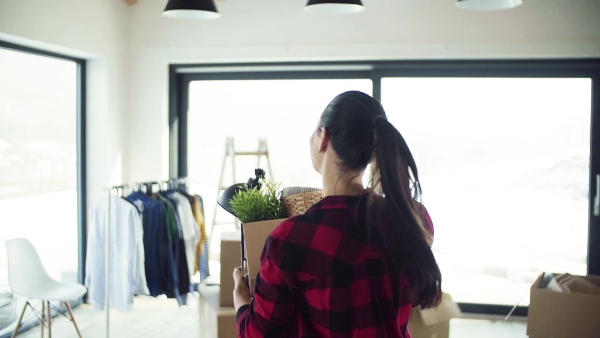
[85,195,149,312]
[170,192,201,278]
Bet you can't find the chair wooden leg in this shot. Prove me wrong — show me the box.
[41,301,45,338]
[10,301,29,338]
[63,301,82,338]
[47,301,51,338]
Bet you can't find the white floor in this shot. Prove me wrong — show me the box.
[9,295,528,338]
[14,296,201,338]
[451,316,527,338]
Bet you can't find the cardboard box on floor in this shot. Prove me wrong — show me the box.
[408,293,462,338]
[199,284,237,338]
[220,231,241,306]
[527,272,600,338]
[241,218,287,295]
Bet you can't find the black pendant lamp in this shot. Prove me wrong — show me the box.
[456,0,522,11]
[163,0,221,20]
[305,0,365,14]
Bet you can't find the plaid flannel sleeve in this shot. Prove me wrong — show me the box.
[236,221,298,337]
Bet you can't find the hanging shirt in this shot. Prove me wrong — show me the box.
[126,191,179,301]
[85,195,149,312]
[200,241,209,282]
[156,193,188,305]
[176,192,206,250]
[196,194,210,280]
[131,200,150,295]
[168,192,201,279]
[185,193,207,273]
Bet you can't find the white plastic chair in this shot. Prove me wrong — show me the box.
[5,238,87,338]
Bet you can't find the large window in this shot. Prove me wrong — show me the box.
[170,60,600,315]
[0,43,85,294]
[186,79,372,250]
[382,77,591,306]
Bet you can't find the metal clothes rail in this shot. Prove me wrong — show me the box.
[103,177,187,338]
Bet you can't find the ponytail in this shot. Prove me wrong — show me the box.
[372,117,442,309]
[318,90,442,308]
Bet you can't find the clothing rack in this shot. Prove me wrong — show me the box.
[109,177,189,197]
[103,177,188,338]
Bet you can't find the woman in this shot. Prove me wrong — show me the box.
[233,91,442,337]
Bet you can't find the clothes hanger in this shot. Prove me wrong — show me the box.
[132,183,142,193]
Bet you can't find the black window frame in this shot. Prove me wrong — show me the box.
[169,59,600,316]
[0,40,87,285]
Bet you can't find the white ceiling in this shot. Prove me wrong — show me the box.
[130,0,600,49]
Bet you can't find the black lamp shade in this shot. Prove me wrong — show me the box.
[217,168,266,218]
[218,183,246,217]
[305,0,365,13]
[163,0,221,20]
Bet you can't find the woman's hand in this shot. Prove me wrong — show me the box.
[233,266,252,311]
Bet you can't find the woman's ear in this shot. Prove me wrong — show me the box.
[319,127,330,153]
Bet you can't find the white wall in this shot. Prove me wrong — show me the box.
[0,0,131,207]
[126,0,600,182]
[1,0,599,191]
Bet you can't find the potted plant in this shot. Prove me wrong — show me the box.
[229,178,287,223]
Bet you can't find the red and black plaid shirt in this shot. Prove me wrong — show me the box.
[237,193,431,338]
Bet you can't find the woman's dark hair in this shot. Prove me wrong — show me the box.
[319,91,442,309]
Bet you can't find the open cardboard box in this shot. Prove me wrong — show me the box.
[241,218,287,295]
[527,272,600,338]
[408,293,462,338]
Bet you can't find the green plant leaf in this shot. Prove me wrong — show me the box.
[230,178,287,223]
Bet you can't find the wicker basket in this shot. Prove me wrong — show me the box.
[282,190,324,217]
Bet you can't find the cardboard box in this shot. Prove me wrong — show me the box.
[220,231,241,306]
[241,218,287,295]
[199,284,237,338]
[527,273,600,338]
[408,292,462,338]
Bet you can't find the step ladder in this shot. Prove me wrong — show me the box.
[210,137,273,251]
